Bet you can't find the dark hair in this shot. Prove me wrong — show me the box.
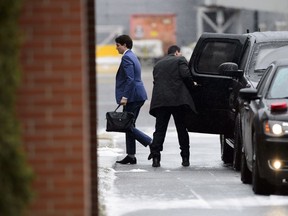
[115,35,133,49]
[167,45,180,54]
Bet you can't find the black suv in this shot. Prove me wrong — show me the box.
[186,31,288,169]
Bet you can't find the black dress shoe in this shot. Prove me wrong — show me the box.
[182,157,190,167]
[116,155,137,164]
[152,157,160,167]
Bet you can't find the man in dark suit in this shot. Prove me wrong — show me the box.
[114,35,152,165]
[149,45,197,167]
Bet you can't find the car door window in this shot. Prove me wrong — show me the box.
[196,41,243,75]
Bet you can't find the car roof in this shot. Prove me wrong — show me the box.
[246,31,288,43]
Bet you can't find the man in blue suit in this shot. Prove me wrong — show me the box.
[114,35,152,164]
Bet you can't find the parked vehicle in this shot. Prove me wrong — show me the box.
[239,59,288,194]
[186,31,288,169]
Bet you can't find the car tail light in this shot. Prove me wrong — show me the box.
[271,102,287,112]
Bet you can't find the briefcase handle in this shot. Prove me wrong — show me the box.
[114,104,121,112]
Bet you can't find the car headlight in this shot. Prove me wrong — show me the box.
[264,120,288,136]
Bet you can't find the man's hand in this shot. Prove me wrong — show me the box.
[120,97,128,106]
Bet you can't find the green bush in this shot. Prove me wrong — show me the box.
[0,0,34,215]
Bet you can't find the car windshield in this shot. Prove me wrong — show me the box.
[248,42,288,82]
[267,66,288,99]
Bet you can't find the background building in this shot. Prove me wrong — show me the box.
[96,0,288,47]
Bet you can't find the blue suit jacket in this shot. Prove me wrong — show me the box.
[115,50,148,104]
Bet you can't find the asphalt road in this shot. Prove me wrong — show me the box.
[97,65,288,216]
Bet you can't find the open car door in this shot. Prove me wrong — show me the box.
[186,33,249,135]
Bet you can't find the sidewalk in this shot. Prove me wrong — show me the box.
[97,127,221,216]
[97,127,154,216]
[98,130,122,216]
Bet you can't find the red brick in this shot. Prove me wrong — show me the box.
[18,0,97,215]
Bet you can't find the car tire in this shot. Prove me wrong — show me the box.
[241,150,252,184]
[233,115,242,171]
[252,133,273,195]
[220,134,233,164]
[252,158,273,195]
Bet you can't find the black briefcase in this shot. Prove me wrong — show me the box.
[106,105,134,132]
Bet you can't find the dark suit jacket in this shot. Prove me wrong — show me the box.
[115,50,148,104]
[149,54,196,116]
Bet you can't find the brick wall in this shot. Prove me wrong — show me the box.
[18,1,97,215]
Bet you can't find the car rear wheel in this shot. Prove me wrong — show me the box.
[220,134,233,164]
[252,133,273,194]
[241,150,252,184]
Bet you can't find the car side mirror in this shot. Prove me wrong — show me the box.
[239,88,260,101]
[218,62,244,78]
